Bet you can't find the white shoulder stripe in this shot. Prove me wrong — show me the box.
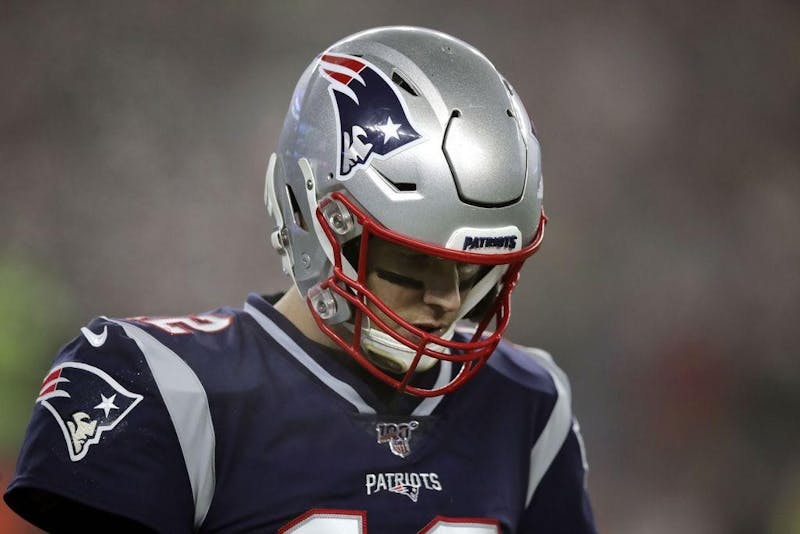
[244,303,376,415]
[107,318,216,529]
[572,417,590,490]
[521,347,573,507]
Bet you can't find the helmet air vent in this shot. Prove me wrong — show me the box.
[373,166,417,192]
[391,70,419,96]
[285,185,308,231]
[390,182,417,192]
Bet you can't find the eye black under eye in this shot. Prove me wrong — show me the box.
[376,269,424,289]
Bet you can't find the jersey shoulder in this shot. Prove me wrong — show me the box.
[485,338,572,400]
[6,314,199,533]
[44,306,249,390]
[50,307,245,363]
[16,304,254,474]
[38,314,166,414]
[102,305,278,394]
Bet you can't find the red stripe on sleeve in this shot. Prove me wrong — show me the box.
[41,367,61,386]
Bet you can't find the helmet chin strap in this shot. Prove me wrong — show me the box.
[360,325,446,373]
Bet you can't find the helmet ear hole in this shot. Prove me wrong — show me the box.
[391,70,420,96]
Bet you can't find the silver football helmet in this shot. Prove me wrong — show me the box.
[266,26,546,396]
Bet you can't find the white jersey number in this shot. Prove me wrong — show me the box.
[133,314,232,335]
[280,510,499,533]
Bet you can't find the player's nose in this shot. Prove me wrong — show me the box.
[423,280,461,313]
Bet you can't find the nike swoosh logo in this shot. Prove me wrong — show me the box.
[81,326,108,348]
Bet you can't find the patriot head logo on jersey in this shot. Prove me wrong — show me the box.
[319,53,423,179]
[36,361,143,461]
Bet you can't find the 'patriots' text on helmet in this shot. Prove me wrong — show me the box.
[265,26,546,397]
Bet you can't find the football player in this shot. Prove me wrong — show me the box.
[5,27,596,532]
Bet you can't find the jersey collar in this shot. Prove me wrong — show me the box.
[243,293,450,416]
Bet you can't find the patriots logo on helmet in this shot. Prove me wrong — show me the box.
[37,361,143,461]
[319,53,423,179]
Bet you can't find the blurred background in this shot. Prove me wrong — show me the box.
[1,1,798,532]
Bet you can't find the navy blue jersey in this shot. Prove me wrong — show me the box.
[5,294,596,533]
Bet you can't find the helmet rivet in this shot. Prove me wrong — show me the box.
[306,179,313,190]
[308,285,338,320]
[301,253,311,268]
[270,228,290,254]
[322,199,354,236]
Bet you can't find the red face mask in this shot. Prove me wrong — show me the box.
[306,191,547,397]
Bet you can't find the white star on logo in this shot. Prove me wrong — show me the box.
[376,116,401,144]
[94,393,119,418]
